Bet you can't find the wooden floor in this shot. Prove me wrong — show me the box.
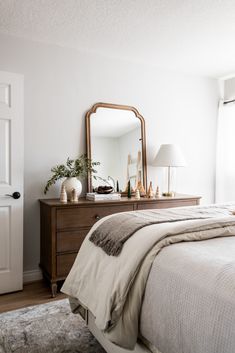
[0,280,66,314]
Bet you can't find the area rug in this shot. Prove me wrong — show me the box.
[0,299,106,353]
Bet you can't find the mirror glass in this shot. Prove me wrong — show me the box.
[87,105,146,193]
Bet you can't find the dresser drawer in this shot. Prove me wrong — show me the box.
[57,229,88,253]
[56,253,77,277]
[137,199,197,210]
[56,204,134,230]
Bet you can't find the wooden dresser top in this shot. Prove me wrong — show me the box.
[39,194,201,207]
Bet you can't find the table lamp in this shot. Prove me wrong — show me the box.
[153,144,186,197]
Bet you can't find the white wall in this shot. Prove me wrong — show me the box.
[118,127,142,190]
[0,33,219,272]
[92,136,121,189]
[92,128,141,191]
[224,77,235,101]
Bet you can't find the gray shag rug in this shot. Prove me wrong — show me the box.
[0,299,106,353]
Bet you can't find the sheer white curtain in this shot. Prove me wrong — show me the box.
[216,101,235,202]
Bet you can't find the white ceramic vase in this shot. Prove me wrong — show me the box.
[62,177,82,201]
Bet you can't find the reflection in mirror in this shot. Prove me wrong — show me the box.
[86,103,147,194]
[91,108,141,192]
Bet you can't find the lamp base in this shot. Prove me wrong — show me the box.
[162,192,175,197]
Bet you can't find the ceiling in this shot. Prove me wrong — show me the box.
[0,0,235,78]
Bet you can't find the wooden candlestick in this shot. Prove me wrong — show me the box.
[60,185,67,203]
[147,181,154,198]
[135,189,140,200]
[155,186,161,198]
[71,188,78,202]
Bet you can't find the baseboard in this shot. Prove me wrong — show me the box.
[23,269,43,284]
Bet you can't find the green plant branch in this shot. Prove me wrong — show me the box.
[44,154,100,194]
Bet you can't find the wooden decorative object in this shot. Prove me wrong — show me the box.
[71,188,78,203]
[147,181,154,198]
[60,185,67,203]
[135,189,140,200]
[86,102,147,195]
[155,186,161,198]
[136,180,146,196]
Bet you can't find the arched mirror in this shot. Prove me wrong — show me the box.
[86,103,147,194]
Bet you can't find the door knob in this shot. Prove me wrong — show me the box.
[5,192,21,199]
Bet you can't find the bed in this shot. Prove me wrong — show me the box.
[61,203,235,353]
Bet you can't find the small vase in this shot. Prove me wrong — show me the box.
[62,177,82,201]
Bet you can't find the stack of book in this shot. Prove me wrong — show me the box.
[86,193,121,201]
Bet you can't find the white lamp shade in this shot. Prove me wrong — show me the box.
[153,144,186,167]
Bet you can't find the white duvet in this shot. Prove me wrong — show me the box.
[61,204,235,351]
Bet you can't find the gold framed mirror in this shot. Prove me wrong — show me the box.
[86,102,147,195]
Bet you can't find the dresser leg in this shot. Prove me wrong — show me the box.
[51,282,57,298]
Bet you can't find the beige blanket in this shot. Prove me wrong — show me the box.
[61,204,235,350]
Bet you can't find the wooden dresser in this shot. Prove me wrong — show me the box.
[39,194,200,296]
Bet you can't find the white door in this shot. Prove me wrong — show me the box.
[0,71,24,294]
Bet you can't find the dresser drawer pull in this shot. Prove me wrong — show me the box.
[95,215,101,220]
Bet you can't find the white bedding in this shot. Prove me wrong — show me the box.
[61,203,235,351]
[140,236,235,353]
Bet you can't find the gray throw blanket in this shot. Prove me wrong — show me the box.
[89,207,231,256]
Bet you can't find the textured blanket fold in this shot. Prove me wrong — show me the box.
[61,203,235,350]
[89,207,234,256]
